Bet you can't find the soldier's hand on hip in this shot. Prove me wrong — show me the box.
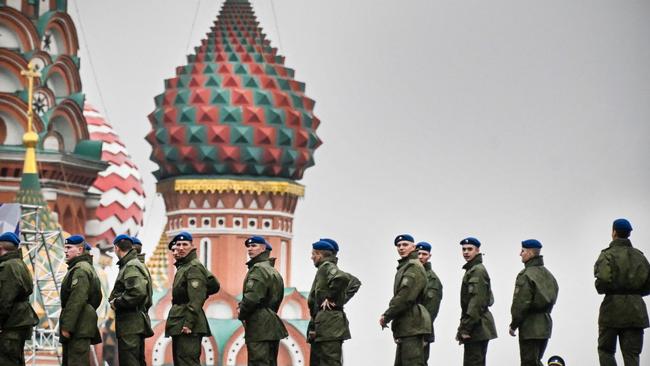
[61,329,71,338]
[320,298,335,310]
[508,327,516,337]
[181,326,192,334]
[379,315,387,329]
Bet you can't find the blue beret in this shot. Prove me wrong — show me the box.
[131,236,142,246]
[168,239,175,251]
[65,235,85,245]
[84,242,92,251]
[173,231,193,243]
[113,234,133,245]
[460,237,481,247]
[613,218,632,232]
[0,232,20,247]
[312,240,336,251]
[522,239,542,249]
[547,355,565,366]
[245,236,272,250]
[319,238,339,252]
[415,241,432,252]
[394,234,414,245]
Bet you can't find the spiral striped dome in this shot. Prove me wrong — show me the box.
[84,104,146,245]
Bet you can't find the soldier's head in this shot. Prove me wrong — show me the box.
[460,237,481,262]
[394,234,416,258]
[612,218,632,239]
[415,241,432,264]
[0,231,20,255]
[64,235,87,262]
[520,239,542,263]
[311,240,336,266]
[113,234,134,259]
[547,355,565,366]
[131,236,143,254]
[171,231,193,259]
[319,238,339,256]
[245,236,271,259]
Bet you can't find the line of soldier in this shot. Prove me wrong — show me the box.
[380,217,650,366]
[0,216,647,366]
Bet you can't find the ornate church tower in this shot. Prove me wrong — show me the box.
[146,1,321,365]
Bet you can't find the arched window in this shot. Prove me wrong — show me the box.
[200,237,211,271]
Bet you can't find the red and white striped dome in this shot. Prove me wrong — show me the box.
[83,104,146,245]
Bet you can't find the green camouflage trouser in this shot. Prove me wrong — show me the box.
[246,340,280,366]
[463,340,488,366]
[0,328,28,366]
[598,327,644,366]
[519,338,548,366]
[62,337,91,366]
[118,334,146,366]
[310,340,343,366]
[172,335,202,366]
[394,336,426,366]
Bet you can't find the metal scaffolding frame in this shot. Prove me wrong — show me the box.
[20,203,64,365]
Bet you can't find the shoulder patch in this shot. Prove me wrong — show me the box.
[246,279,255,289]
[329,267,338,276]
[191,279,199,289]
[71,278,78,287]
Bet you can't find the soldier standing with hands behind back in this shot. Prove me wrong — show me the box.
[509,239,559,366]
[0,232,38,366]
[60,235,102,366]
[109,234,154,366]
[238,236,288,366]
[380,234,431,366]
[457,237,497,366]
[594,218,650,366]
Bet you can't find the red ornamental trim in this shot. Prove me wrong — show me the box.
[93,175,145,195]
[0,94,45,132]
[45,55,82,95]
[93,203,144,222]
[42,11,80,56]
[0,7,39,52]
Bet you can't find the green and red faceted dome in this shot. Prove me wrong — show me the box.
[146,0,321,181]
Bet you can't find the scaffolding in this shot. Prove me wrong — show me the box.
[20,203,65,365]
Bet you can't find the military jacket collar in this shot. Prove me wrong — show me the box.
[609,238,632,248]
[524,255,544,268]
[397,251,418,269]
[67,253,93,269]
[0,249,21,263]
[246,250,276,268]
[116,248,138,268]
[463,253,483,271]
[316,255,338,268]
[423,261,432,270]
[174,249,197,267]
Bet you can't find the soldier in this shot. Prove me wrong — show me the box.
[508,239,559,366]
[165,231,215,366]
[379,234,431,366]
[60,235,102,366]
[307,239,355,366]
[319,238,361,304]
[131,236,146,264]
[457,237,497,366]
[238,236,288,366]
[0,232,38,366]
[109,234,153,366]
[547,355,565,366]
[415,241,443,365]
[594,218,650,366]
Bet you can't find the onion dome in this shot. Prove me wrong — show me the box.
[146,0,322,181]
[84,104,146,245]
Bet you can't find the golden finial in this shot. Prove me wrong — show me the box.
[20,61,41,174]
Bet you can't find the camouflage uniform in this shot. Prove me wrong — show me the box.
[0,249,39,366]
[594,238,650,366]
[109,248,153,365]
[458,253,497,366]
[239,251,288,366]
[60,253,103,366]
[510,256,559,366]
[383,251,431,366]
[422,261,443,364]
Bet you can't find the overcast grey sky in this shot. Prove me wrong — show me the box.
[70,0,650,364]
